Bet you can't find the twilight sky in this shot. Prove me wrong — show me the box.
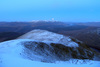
[0,0,100,22]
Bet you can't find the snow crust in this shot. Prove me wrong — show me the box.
[18,29,79,47]
[0,53,100,67]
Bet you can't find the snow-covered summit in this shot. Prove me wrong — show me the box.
[0,29,100,67]
[17,29,78,47]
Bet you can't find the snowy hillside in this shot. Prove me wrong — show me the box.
[0,39,100,67]
[0,29,100,67]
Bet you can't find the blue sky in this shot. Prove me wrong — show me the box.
[0,0,100,22]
